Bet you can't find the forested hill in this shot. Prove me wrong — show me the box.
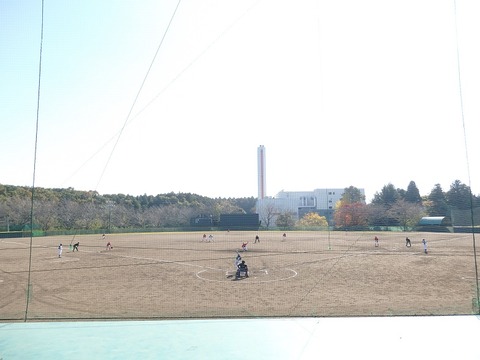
[0,184,255,211]
[0,184,257,231]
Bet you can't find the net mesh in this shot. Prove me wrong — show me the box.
[1,229,478,321]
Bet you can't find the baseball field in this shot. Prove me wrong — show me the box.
[1,230,478,320]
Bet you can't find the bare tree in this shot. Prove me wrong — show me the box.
[142,207,165,228]
[76,202,102,230]
[259,203,278,230]
[366,204,390,227]
[35,200,59,231]
[6,197,31,229]
[388,199,425,231]
[56,200,82,229]
[160,205,195,227]
[131,209,147,228]
[108,204,136,228]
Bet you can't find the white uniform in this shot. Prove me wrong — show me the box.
[422,239,427,253]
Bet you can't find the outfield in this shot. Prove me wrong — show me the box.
[0,231,478,320]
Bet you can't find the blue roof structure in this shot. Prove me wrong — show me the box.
[418,216,452,226]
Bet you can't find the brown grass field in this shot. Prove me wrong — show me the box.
[1,231,479,321]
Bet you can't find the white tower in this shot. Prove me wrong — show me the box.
[257,145,266,199]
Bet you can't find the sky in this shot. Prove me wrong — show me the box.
[1,0,479,203]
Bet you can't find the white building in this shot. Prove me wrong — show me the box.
[255,146,365,227]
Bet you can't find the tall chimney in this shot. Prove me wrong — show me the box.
[257,145,266,199]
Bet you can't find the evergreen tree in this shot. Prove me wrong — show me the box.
[404,181,422,204]
[426,184,449,216]
[446,180,472,210]
[341,186,365,204]
[276,212,295,230]
[371,183,399,208]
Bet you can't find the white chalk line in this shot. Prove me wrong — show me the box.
[88,248,299,283]
[0,240,35,247]
[196,268,298,283]
[88,248,222,271]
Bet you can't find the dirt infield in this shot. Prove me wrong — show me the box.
[0,231,478,320]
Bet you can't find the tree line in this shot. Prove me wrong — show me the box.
[271,180,479,230]
[1,180,478,232]
[369,180,480,229]
[0,184,256,232]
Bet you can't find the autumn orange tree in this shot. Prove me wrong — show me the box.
[334,202,368,228]
[334,186,368,228]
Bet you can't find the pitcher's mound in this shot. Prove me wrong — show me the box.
[196,268,297,283]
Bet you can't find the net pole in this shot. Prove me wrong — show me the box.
[25,0,44,322]
[453,0,479,312]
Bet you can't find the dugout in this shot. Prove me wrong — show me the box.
[218,214,260,230]
[416,216,452,233]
